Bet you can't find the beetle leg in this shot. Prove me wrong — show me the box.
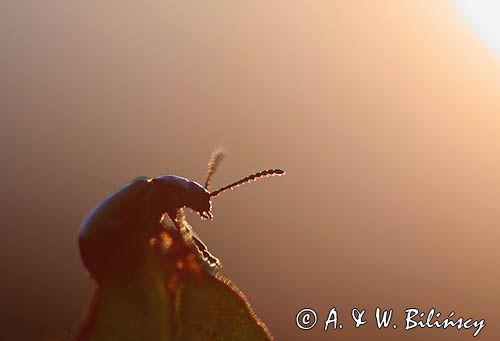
[167,209,220,267]
[167,210,183,231]
[192,233,220,268]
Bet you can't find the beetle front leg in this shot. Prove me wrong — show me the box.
[166,209,220,267]
[191,233,220,268]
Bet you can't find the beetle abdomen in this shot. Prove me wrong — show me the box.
[80,177,152,237]
[79,176,156,282]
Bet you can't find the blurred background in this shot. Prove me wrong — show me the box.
[1,1,499,340]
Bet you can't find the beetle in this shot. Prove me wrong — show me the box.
[79,150,285,282]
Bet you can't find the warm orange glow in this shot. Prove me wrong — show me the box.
[2,1,500,340]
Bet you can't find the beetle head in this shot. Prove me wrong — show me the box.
[153,175,213,220]
[183,180,213,220]
[154,150,284,222]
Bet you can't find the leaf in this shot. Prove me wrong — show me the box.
[176,273,272,340]
[76,216,272,341]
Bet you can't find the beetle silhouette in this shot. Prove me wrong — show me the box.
[79,150,285,282]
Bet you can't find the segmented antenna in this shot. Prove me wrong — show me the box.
[210,169,285,197]
[204,149,225,190]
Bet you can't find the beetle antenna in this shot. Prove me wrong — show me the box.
[205,149,225,190]
[210,169,285,197]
